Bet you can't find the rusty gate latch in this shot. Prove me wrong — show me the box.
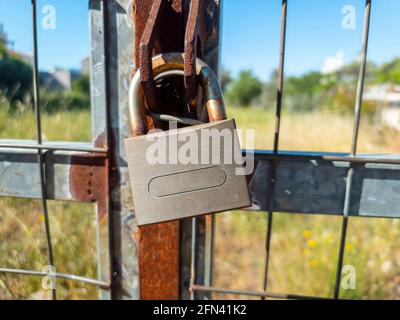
[139,0,201,117]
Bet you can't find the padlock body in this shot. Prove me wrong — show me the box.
[125,119,251,225]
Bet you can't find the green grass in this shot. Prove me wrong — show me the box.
[0,108,91,141]
[1,105,400,299]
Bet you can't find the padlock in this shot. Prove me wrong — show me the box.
[125,53,251,226]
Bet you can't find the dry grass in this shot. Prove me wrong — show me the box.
[0,198,98,300]
[2,105,400,300]
[0,109,96,300]
[229,105,400,153]
[213,106,400,300]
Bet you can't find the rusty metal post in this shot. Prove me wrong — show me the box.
[133,0,222,300]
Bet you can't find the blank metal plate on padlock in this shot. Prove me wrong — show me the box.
[125,119,251,226]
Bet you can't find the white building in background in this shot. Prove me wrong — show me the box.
[81,57,90,76]
[363,84,400,131]
[1,24,89,91]
[40,68,82,91]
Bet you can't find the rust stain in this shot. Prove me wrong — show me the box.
[138,222,180,300]
[184,0,201,114]
[69,134,108,220]
[133,0,183,301]
[138,0,164,112]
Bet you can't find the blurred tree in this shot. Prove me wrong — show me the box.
[41,89,90,114]
[0,44,33,112]
[285,71,323,112]
[72,75,90,96]
[227,70,263,106]
[220,67,232,93]
[376,58,400,84]
[0,42,6,57]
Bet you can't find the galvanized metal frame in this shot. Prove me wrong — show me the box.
[0,0,117,300]
[0,0,399,301]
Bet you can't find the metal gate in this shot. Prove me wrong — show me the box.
[1,0,400,300]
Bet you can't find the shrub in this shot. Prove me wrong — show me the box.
[40,90,90,114]
[0,44,33,112]
[226,70,263,107]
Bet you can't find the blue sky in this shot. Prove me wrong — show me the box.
[0,0,90,71]
[1,0,400,80]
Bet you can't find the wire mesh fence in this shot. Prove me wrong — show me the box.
[0,0,399,300]
[188,0,400,300]
[0,0,110,300]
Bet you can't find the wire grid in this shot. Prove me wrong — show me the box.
[189,0,379,300]
[0,0,110,300]
[0,0,395,301]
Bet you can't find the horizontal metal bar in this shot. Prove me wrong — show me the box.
[248,154,400,218]
[0,142,107,154]
[0,149,107,201]
[0,268,110,290]
[191,285,330,300]
[248,150,400,166]
[2,149,400,218]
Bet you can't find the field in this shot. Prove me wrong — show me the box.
[1,106,400,299]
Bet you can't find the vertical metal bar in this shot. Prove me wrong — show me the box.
[351,0,372,156]
[190,217,197,300]
[263,0,288,295]
[31,0,56,300]
[334,0,371,300]
[89,0,111,300]
[204,215,215,288]
[135,0,183,300]
[273,0,287,154]
[202,0,224,293]
[101,0,118,300]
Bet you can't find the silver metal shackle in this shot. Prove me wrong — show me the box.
[128,52,227,137]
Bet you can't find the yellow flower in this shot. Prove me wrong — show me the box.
[39,214,45,223]
[345,242,353,252]
[303,248,310,256]
[303,230,313,239]
[307,239,318,249]
[309,259,319,268]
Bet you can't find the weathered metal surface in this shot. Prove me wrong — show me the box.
[248,153,400,218]
[102,0,138,300]
[134,0,186,301]
[184,0,201,113]
[69,154,107,204]
[334,0,372,300]
[129,53,226,133]
[133,0,224,300]
[138,0,164,113]
[89,0,112,300]
[192,284,330,300]
[1,0,397,302]
[4,146,400,220]
[126,56,240,228]
[179,0,223,300]
[0,145,104,201]
[137,223,180,300]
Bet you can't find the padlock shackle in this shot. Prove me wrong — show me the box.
[128,53,227,137]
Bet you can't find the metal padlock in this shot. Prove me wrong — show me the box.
[125,53,251,226]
